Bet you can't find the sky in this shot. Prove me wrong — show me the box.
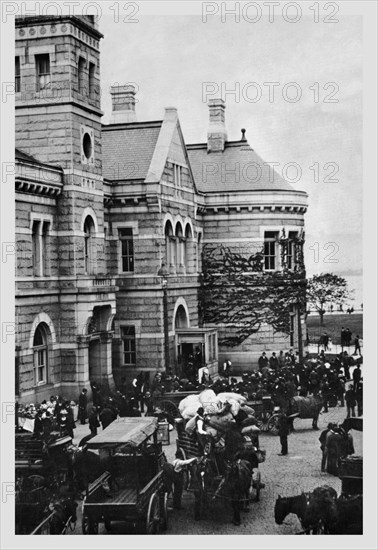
[98,9,363,306]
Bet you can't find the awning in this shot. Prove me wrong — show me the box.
[86,417,158,449]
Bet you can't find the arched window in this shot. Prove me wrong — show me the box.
[84,215,96,274]
[33,323,50,386]
[165,221,175,272]
[175,304,189,329]
[176,222,184,272]
[184,223,193,272]
[197,232,202,273]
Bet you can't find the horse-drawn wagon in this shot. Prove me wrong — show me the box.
[175,415,265,524]
[15,432,73,534]
[82,417,169,534]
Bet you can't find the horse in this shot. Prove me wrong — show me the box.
[63,444,107,491]
[49,495,78,534]
[340,417,363,433]
[190,456,252,525]
[330,494,362,534]
[274,485,338,534]
[289,395,324,430]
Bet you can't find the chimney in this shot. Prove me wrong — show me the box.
[110,84,137,124]
[207,98,227,153]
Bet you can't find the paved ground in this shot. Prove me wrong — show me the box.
[69,405,362,535]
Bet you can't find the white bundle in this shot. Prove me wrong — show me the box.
[217,392,247,404]
[185,416,197,435]
[215,395,240,416]
[204,402,219,415]
[182,401,201,420]
[198,389,217,408]
[240,404,255,416]
[178,394,200,414]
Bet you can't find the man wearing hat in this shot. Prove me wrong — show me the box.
[78,388,88,425]
[277,408,290,456]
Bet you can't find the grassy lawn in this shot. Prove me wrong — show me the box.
[306,313,363,344]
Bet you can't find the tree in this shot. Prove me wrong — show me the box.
[199,243,306,347]
[306,273,352,326]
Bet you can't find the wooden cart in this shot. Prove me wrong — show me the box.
[175,419,265,501]
[246,397,281,433]
[155,390,199,419]
[82,417,169,534]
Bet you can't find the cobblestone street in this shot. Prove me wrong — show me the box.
[69,404,362,535]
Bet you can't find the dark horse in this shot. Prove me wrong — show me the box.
[49,495,78,534]
[289,395,324,430]
[190,456,252,526]
[274,485,338,533]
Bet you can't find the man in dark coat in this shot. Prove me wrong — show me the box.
[99,402,117,430]
[352,364,362,390]
[258,352,269,372]
[277,409,290,455]
[345,385,356,418]
[319,423,335,472]
[88,406,100,436]
[78,388,88,424]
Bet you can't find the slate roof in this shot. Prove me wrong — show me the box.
[187,141,295,193]
[102,121,162,181]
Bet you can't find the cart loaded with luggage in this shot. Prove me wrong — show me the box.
[82,417,169,534]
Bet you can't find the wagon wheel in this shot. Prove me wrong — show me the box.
[146,492,160,534]
[176,447,190,490]
[160,492,169,531]
[255,419,269,432]
[267,414,280,435]
[159,400,179,421]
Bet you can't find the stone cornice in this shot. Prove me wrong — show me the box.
[15,159,63,197]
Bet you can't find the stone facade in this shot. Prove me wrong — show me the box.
[15,16,308,403]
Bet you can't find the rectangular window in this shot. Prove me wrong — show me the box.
[264,231,279,270]
[33,348,47,385]
[287,231,298,270]
[42,221,50,276]
[32,220,41,276]
[35,53,51,92]
[78,56,86,94]
[121,326,136,365]
[119,228,134,272]
[89,62,96,98]
[15,56,21,93]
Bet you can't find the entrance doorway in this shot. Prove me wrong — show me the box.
[88,337,101,382]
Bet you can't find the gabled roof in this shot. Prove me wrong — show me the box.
[187,141,295,193]
[102,121,162,181]
[15,148,63,171]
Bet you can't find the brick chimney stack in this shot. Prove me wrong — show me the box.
[207,98,227,153]
[110,84,137,124]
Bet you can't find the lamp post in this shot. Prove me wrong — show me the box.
[157,263,170,375]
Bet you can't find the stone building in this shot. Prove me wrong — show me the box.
[14,15,307,402]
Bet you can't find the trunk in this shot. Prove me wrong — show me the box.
[319,311,324,326]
